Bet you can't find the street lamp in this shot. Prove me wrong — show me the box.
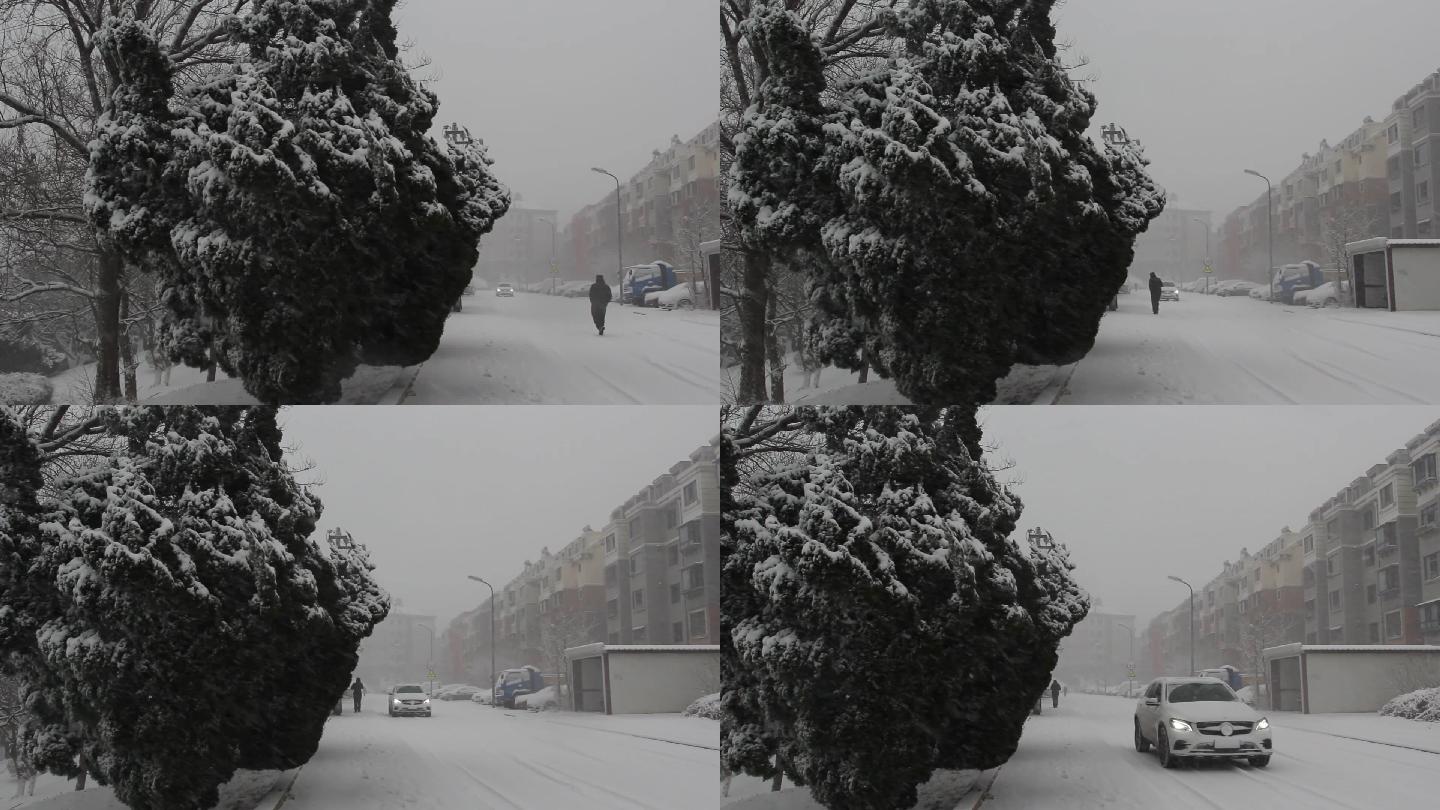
[1117,622,1135,697]
[467,575,496,704]
[538,216,558,295]
[1243,169,1275,302]
[591,167,623,305]
[1190,217,1212,294]
[414,623,435,694]
[1168,575,1196,676]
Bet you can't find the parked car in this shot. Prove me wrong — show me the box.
[645,280,706,310]
[439,685,482,701]
[1159,280,1179,302]
[471,691,491,705]
[496,283,515,297]
[1215,280,1256,297]
[388,684,432,718]
[515,685,566,711]
[1296,280,1347,308]
[1133,677,1271,768]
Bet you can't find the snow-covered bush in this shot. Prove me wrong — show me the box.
[0,407,389,809]
[729,0,1163,405]
[516,685,564,711]
[86,1,509,404]
[722,406,1089,810]
[0,373,51,405]
[683,692,722,721]
[1379,686,1440,722]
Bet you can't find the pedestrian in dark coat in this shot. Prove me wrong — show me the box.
[351,677,365,713]
[1050,678,1062,708]
[1148,272,1163,314]
[589,275,612,335]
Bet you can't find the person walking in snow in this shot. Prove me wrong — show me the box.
[1050,678,1062,708]
[1148,272,1163,314]
[350,677,365,713]
[588,274,612,335]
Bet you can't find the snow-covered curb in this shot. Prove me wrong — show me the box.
[378,363,424,405]
[255,767,303,810]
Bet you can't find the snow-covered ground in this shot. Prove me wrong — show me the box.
[976,693,1440,809]
[0,768,283,810]
[278,697,717,809]
[47,358,414,405]
[1057,294,1440,404]
[723,769,984,810]
[407,292,719,404]
[720,358,1068,405]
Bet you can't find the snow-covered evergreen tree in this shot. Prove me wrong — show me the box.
[722,406,1089,810]
[729,0,1164,404]
[0,407,389,808]
[87,1,510,404]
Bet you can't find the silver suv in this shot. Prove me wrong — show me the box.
[1134,676,1271,768]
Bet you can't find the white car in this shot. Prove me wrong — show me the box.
[388,683,432,718]
[1296,280,1347,308]
[1159,281,1179,302]
[644,281,707,310]
[496,283,515,297]
[1134,677,1272,768]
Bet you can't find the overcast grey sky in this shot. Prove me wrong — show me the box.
[278,406,715,629]
[1056,0,1440,218]
[396,0,716,220]
[978,406,1439,628]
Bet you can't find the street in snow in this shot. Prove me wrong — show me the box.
[408,291,719,404]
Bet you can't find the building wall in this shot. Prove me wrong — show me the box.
[474,206,560,287]
[1129,206,1212,285]
[1391,245,1440,309]
[605,649,720,714]
[1304,649,1440,713]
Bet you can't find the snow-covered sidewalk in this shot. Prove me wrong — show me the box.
[47,359,416,405]
[722,769,986,810]
[720,358,1070,405]
[1269,710,1440,754]
[0,769,284,810]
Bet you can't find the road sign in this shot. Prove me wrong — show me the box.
[550,263,559,275]
[1203,263,1213,274]
[427,670,437,681]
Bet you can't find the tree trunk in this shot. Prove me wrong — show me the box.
[736,251,769,403]
[765,293,785,403]
[857,349,870,384]
[92,250,124,403]
[771,753,784,791]
[206,348,217,383]
[119,295,138,403]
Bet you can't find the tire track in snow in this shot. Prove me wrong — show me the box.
[579,366,644,404]
[647,359,717,394]
[451,762,525,810]
[1223,356,1299,404]
[516,758,664,810]
[1222,759,1368,810]
[1307,358,1428,403]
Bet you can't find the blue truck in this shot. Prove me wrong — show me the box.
[621,261,677,305]
[493,665,544,709]
[1272,261,1325,305]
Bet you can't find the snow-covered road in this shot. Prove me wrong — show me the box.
[281,699,718,810]
[980,694,1440,809]
[407,292,719,404]
[1059,294,1440,404]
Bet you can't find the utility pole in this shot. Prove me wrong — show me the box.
[467,576,497,704]
[1244,169,1275,300]
[592,168,623,305]
[1168,575,1196,676]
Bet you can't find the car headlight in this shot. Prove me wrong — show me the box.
[392,698,400,705]
[1255,717,1269,730]
[423,699,431,705]
[1168,718,1193,733]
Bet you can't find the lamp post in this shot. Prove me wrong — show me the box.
[1168,575,1196,676]
[538,216,558,295]
[414,623,435,695]
[591,167,623,305]
[1244,169,1274,302]
[467,575,496,704]
[1191,217,1212,294]
[1117,622,1135,697]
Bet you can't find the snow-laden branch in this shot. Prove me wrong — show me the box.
[0,207,88,225]
[1,279,96,301]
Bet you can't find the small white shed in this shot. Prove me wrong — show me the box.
[1262,643,1440,713]
[1345,238,1440,310]
[563,643,720,715]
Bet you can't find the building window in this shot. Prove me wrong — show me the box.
[1385,611,1402,639]
[605,534,616,553]
[1418,144,1431,168]
[665,501,680,529]
[670,584,681,603]
[1328,590,1341,609]
[1389,123,1400,142]
[1327,626,1343,641]
[1304,534,1314,553]
[1363,544,1376,566]
[1327,553,1339,576]
[683,480,698,505]
[1369,622,1380,642]
[630,556,643,576]
[1326,518,1339,537]
[668,546,679,566]
[632,626,647,643]
[632,589,645,609]
[1381,565,1401,594]
[607,598,619,619]
[684,563,704,590]
[1381,483,1395,508]
[1363,506,1376,530]
[1423,503,1439,530]
[1367,584,1377,604]
[688,608,708,639]
[1415,106,1428,132]
[1391,192,1403,212]
[673,621,685,642]
[1413,453,1438,484]
[1425,552,1440,581]
[1423,602,1440,633]
[1421,182,1432,203]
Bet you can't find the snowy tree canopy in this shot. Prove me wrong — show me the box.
[722,405,1089,810]
[0,406,389,809]
[86,0,510,404]
[728,0,1164,404]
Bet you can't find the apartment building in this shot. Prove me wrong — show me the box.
[562,123,720,281]
[358,608,438,686]
[446,439,721,683]
[1127,206,1212,283]
[1055,610,1136,690]
[473,204,561,287]
[1411,428,1440,641]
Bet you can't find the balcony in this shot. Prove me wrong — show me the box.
[1379,586,1402,602]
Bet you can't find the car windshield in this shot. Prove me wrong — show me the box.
[396,685,423,694]
[1167,682,1235,703]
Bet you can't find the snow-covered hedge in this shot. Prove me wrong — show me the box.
[683,692,722,721]
[1379,687,1440,722]
[0,372,53,404]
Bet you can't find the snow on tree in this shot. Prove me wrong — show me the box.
[86,0,510,404]
[722,405,1089,810]
[729,0,1164,404]
[0,406,389,808]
